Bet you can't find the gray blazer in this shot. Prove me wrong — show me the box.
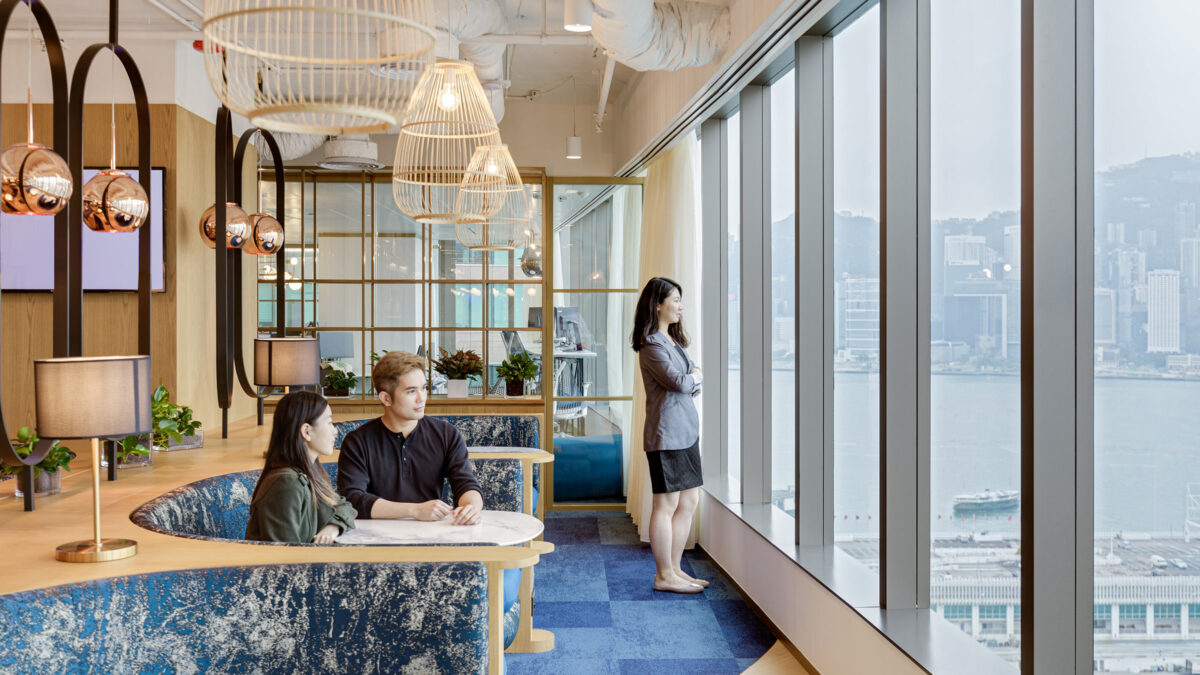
[639,331,700,452]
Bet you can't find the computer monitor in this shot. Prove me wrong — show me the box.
[318,332,354,360]
[554,306,585,348]
[527,307,542,328]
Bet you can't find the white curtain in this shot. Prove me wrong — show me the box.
[626,133,703,543]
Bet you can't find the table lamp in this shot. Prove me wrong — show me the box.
[254,337,320,388]
[34,355,150,563]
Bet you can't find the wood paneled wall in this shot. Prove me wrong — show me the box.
[0,104,255,436]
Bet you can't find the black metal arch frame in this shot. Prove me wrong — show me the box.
[0,0,71,512]
[214,110,288,437]
[68,0,152,483]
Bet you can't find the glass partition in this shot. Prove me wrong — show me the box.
[550,180,643,504]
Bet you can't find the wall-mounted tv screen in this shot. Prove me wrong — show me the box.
[0,167,164,291]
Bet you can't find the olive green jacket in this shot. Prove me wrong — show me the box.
[245,469,357,543]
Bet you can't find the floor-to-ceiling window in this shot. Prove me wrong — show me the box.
[832,4,881,557]
[1094,1,1200,670]
[770,69,797,516]
[928,0,1021,662]
[727,112,743,495]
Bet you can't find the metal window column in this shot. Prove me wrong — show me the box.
[740,85,772,504]
[1020,0,1094,671]
[795,37,835,547]
[880,0,931,610]
[700,119,729,479]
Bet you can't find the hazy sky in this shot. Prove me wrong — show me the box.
[793,0,1200,222]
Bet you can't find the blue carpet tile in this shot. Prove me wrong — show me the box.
[506,510,775,674]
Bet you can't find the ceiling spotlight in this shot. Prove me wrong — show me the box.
[564,0,593,32]
[566,136,582,160]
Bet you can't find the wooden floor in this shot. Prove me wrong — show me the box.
[0,413,536,596]
[744,641,816,674]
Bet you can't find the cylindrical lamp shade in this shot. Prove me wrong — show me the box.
[564,0,593,32]
[34,356,151,439]
[566,136,582,159]
[254,338,320,387]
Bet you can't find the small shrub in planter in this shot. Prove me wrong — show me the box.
[4,426,73,497]
[496,352,539,397]
[432,348,483,398]
[322,364,358,397]
[115,385,202,467]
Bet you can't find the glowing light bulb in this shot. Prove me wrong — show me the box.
[287,281,302,291]
[438,82,460,111]
[526,288,536,296]
[289,257,299,266]
[485,158,501,175]
[506,288,515,296]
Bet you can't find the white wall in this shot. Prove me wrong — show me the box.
[498,99,615,177]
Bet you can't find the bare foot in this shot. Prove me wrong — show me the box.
[653,574,703,594]
[676,570,709,588]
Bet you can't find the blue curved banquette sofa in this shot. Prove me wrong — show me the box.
[0,562,492,674]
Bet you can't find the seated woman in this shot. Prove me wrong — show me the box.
[246,391,356,543]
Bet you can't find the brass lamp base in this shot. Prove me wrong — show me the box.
[55,538,137,563]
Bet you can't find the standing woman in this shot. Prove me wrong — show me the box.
[632,277,707,593]
[246,390,357,543]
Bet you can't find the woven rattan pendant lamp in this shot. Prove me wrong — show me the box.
[201,0,436,134]
[393,59,503,224]
[454,144,528,250]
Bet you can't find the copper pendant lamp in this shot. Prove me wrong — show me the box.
[0,20,71,216]
[81,56,149,233]
[199,202,251,249]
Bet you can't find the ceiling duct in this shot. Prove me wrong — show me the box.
[591,0,730,71]
[317,135,385,171]
[433,0,510,123]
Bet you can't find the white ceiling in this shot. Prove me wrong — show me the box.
[23,0,632,107]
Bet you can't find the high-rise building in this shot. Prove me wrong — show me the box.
[944,235,987,266]
[841,275,879,360]
[1181,238,1200,290]
[1095,288,1116,345]
[1004,225,1020,269]
[1148,270,1181,353]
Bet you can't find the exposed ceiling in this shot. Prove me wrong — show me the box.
[18,0,633,107]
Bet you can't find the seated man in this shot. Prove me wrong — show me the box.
[338,351,483,525]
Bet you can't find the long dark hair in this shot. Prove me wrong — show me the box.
[253,390,339,506]
[631,276,689,352]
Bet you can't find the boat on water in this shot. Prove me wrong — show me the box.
[953,489,1019,511]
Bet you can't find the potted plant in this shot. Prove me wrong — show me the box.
[322,361,358,397]
[5,426,73,497]
[496,352,538,397]
[115,385,203,467]
[432,348,483,398]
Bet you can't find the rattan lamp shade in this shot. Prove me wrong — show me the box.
[202,0,437,134]
[34,356,151,439]
[393,60,502,224]
[455,144,528,225]
[254,338,320,386]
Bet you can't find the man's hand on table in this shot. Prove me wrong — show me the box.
[412,499,453,521]
[451,503,481,525]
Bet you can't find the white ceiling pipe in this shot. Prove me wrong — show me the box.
[591,0,730,72]
[594,54,615,130]
[145,0,201,32]
[461,33,595,46]
[433,0,511,122]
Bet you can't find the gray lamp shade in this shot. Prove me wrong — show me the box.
[34,355,151,439]
[254,338,320,386]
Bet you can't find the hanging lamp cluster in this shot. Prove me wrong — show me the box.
[199,131,286,256]
[198,5,537,249]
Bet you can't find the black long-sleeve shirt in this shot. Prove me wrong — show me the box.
[336,416,482,519]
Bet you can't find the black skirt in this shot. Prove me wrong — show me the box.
[646,438,703,494]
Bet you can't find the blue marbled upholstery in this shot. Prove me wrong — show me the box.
[130,464,525,646]
[332,415,540,451]
[0,562,490,674]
